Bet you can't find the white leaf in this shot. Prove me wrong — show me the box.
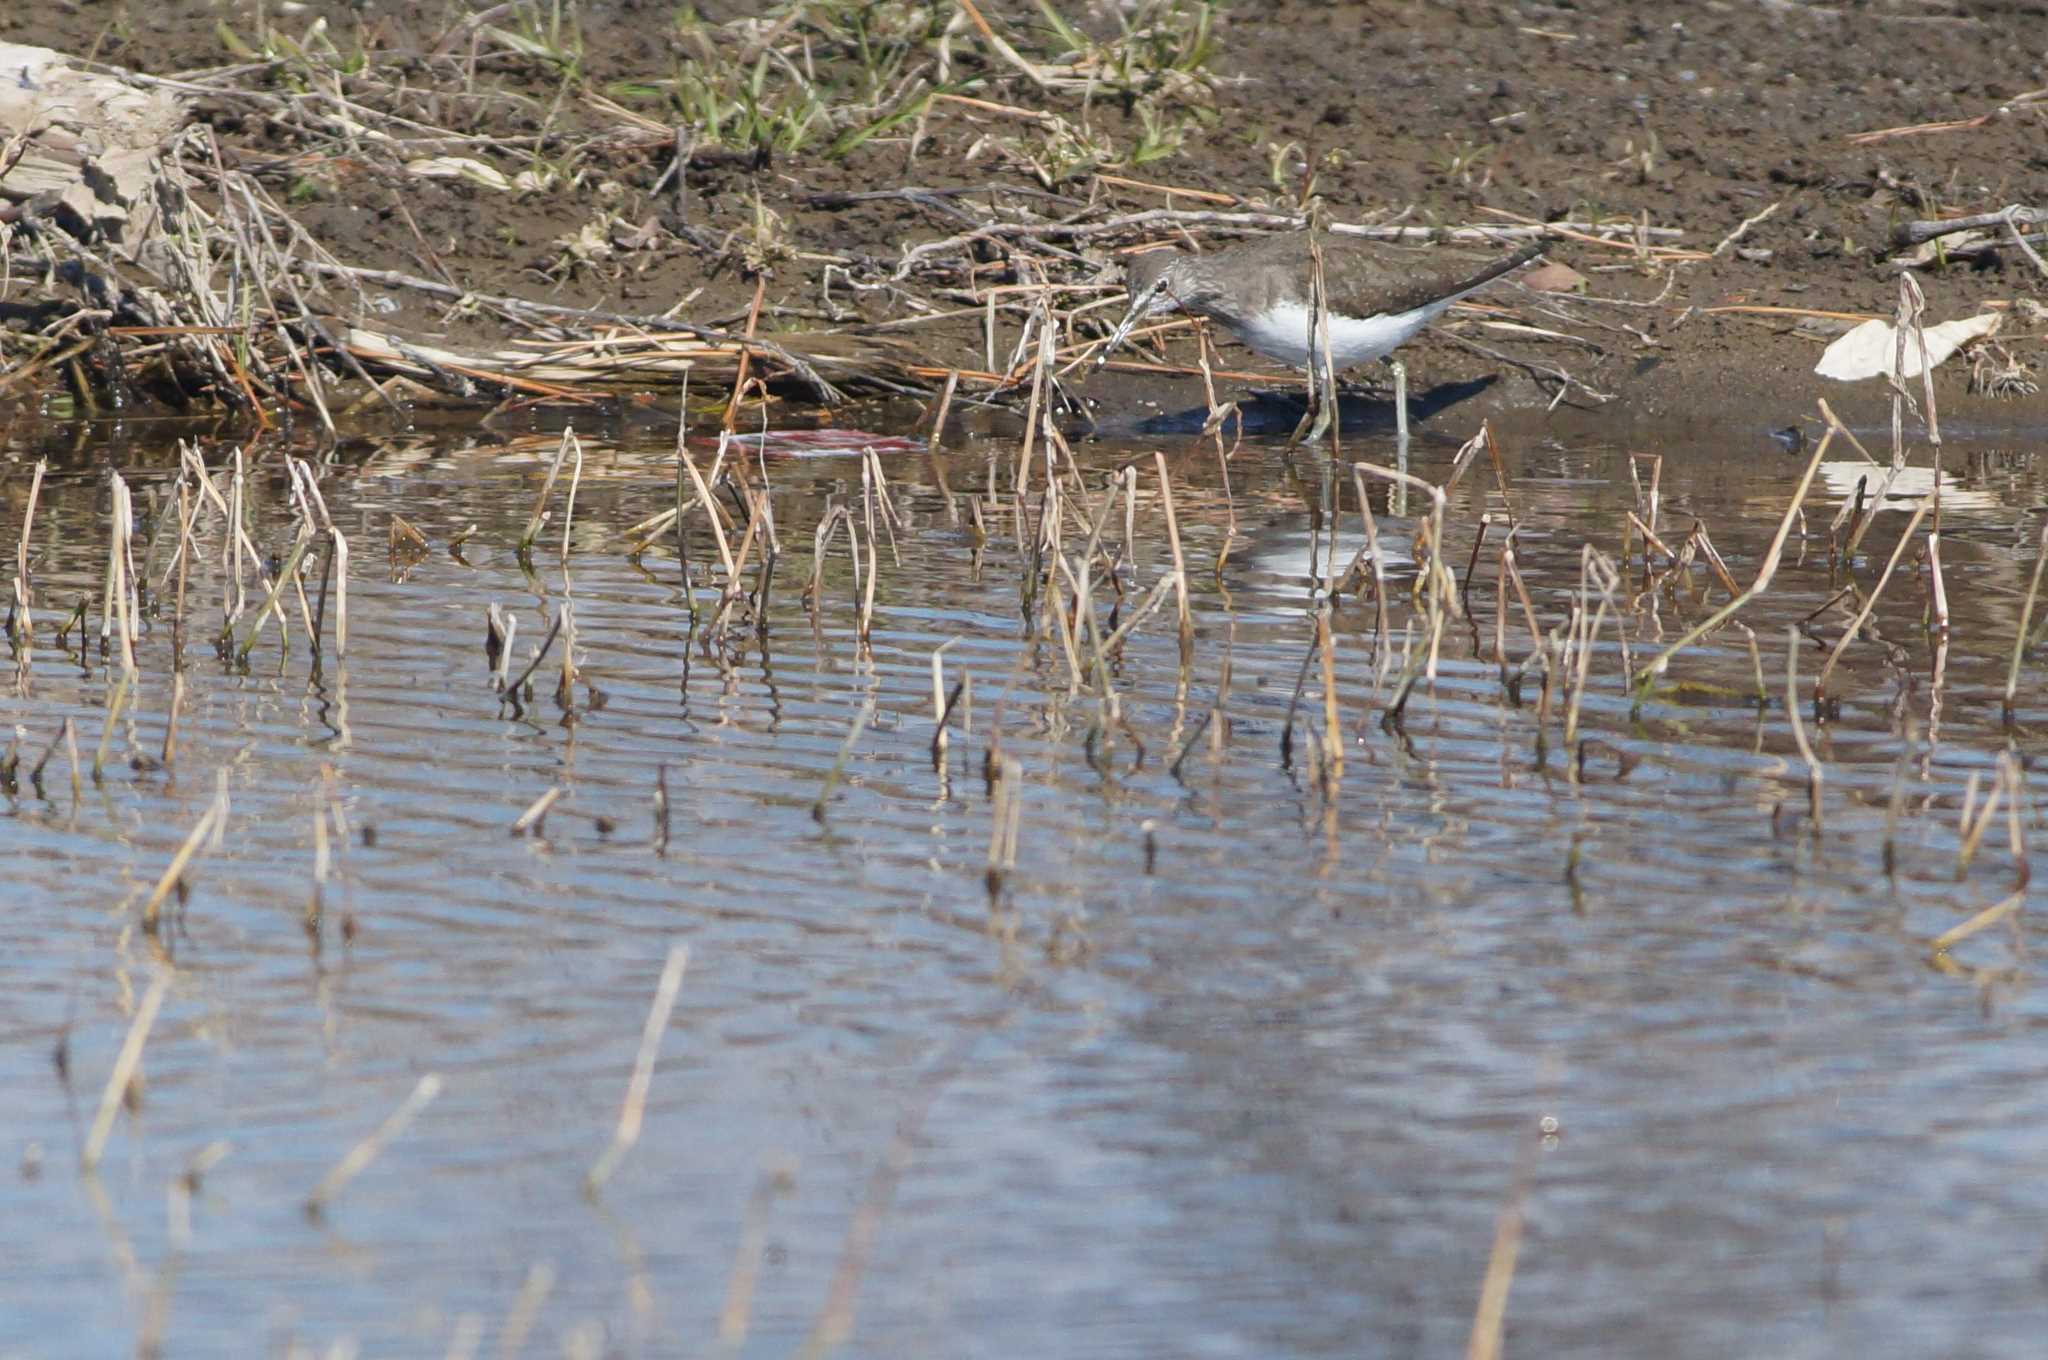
[1814,312,2002,381]
[404,157,512,192]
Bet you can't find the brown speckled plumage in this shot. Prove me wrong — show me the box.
[1124,235,1542,336]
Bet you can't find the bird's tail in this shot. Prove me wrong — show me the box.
[1443,240,1545,302]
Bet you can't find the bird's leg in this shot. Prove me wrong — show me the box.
[1387,356,1410,450]
[1302,398,1333,445]
[1288,341,1335,447]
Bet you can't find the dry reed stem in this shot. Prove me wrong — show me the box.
[1562,548,1620,746]
[233,528,317,663]
[485,604,518,689]
[305,1074,444,1216]
[1096,571,1180,658]
[653,765,671,856]
[680,441,739,584]
[928,369,960,447]
[1626,512,1679,566]
[9,458,45,644]
[1465,1136,1539,1360]
[1356,461,1453,713]
[511,786,563,836]
[1152,453,1194,666]
[104,475,139,675]
[586,943,690,1195]
[1635,422,1833,693]
[795,1040,974,1360]
[1734,623,1767,706]
[555,602,578,708]
[717,1159,796,1352]
[82,972,172,1173]
[172,481,195,667]
[161,673,186,767]
[2005,517,2048,719]
[1783,628,1823,828]
[722,276,768,434]
[1932,759,2030,953]
[142,769,230,931]
[1013,298,1055,492]
[812,697,877,824]
[518,427,579,557]
[1688,525,1743,600]
[501,609,565,699]
[1926,529,1950,634]
[91,668,132,784]
[1815,498,1931,703]
[1931,889,2027,955]
[1316,608,1343,781]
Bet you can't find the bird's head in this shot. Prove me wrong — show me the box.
[1098,248,1187,365]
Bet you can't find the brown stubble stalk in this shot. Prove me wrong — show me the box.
[2004,516,2048,722]
[1013,294,1055,495]
[232,525,317,666]
[81,972,173,1174]
[1349,465,1393,684]
[929,638,963,776]
[9,458,45,648]
[1931,752,2031,956]
[1954,757,2006,879]
[288,458,348,660]
[1881,717,1919,880]
[1562,547,1620,750]
[170,478,197,670]
[1316,606,1343,787]
[1153,452,1194,670]
[586,943,690,1196]
[794,1040,974,1360]
[511,786,563,836]
[680,439,740,614]
[554,602,579,709]
[161,673,185,768]
[141,769,230,933]
[1356,460,1454,723]
[93,477,141,781]
[518,427,581,560]
[811,697,877,824]
[1814,496,1931,708]
[927,369,960,452]
[1783,627,1823,831]
[305,1074,444,1218]
[1634,417,1833,696]
[1465,1127,1544,1360]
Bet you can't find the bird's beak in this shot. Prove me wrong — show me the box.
[1096,283,1160,367]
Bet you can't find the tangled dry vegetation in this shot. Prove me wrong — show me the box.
[0,1,1694,431]
[1,3,2042,430]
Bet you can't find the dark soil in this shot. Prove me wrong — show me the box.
[15,1,2048,434]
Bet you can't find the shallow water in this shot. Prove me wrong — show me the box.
[4,414,2047,1358]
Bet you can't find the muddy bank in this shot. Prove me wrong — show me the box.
[4,1,2043,432]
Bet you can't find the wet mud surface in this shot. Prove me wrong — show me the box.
[13,0,2046,431]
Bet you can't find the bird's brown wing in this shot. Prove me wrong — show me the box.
[1317,239,1544,319]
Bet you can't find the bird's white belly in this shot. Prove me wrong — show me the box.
[1234,300,1448,370]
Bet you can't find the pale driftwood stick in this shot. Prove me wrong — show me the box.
[1891,204,2044,249]
[299,260,846,403]
[1713,200,1784,257]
